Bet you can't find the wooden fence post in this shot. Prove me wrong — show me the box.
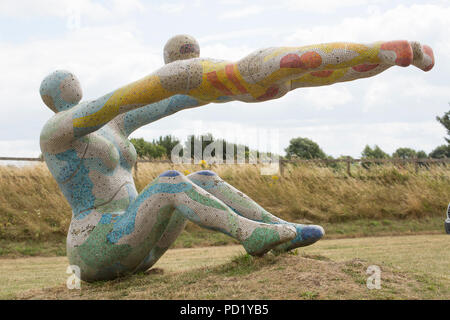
[347,158,351,176]
[279,159,285,177]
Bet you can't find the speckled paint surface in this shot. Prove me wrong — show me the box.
[39,35,434,281]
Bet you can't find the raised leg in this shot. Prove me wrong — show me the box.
[240,40,434,88]
[187,170,324,252]
[290,41,434,89]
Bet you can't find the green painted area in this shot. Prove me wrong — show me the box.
[94,198,130,213]
[40,112,73,142]
[242,227,280,255]
[260,211,277,224]
[227,212,240,238]
[185,188,227,211]
[130,205,174,263]
[218,185,275,224]
[77,224,132,269]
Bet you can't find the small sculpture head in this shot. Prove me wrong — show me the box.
[40,70,82,112]
[163,34,200,64]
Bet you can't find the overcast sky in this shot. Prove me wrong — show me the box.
[0,0,448,159]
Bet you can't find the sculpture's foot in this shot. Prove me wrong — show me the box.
[410,41,435,71]
[242,224,296,256]
[379,40,434,71]
[379,40,414,67]
[272,224,325,253]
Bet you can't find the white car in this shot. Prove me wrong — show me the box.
[446,203,450,234]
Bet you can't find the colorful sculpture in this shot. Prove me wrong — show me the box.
[40,35,434,281]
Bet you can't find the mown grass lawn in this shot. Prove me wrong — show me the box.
[1,234,448,300]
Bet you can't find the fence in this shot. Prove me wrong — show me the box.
[0,156,448,177]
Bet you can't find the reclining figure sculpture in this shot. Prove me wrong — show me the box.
[39,35,434,281]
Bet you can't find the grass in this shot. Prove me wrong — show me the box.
[2,234,448,300]
[0,162,448,245]
[0,216,445,258]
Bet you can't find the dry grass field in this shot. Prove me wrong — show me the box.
[0,162,448,246]
[0,162,448,300]
[1,235,448,300]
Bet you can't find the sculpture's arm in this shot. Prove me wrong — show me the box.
[40,60,203,152]
[112,95,208,137]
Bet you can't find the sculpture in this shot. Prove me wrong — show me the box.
[39,35,434,281]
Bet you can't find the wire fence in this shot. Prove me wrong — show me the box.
[0,156,448,177]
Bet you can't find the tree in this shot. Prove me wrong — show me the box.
[153,135,180,158]
[130,138,166,159]
[416,150,428,159]
[285,137,327,159]
[183,133,258,161]
[436,108,450,144]
[429,144,450,159]
[361,145,390,159]
[392,147,417,159]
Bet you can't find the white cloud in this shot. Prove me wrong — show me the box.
[285,3,450,45]
[0,140,40,157]
[301,87,354,111]
[282,0,389,13]
[158,3,185,14]
[202,43,254,61]
[0,0,145,24]
[219,5,264,19]
[0,0,448,160]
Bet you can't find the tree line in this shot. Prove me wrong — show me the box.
[131,110,450,160]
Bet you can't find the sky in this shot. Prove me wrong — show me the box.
[0,0,449,159]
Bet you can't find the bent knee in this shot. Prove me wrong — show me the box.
[159,170,183,177]
[187,170,222,189]
[191,170,217,176]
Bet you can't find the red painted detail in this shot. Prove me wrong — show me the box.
[280,51,322,69]
[225,64,248,94]
[310,70,334,77]
[423,45,435,71]
[352,64,380,72]
[206,71,233,95]
[256,86,279,101]
[299,52,322,69]
[280,54,302,68]
[380,40,413,67]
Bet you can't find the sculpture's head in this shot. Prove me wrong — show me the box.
[40,70,82,113]
[163,34,200,64]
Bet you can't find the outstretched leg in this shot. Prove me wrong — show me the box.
[110,170,296,269]
[240,40,434,88]
[290,41,434,89]
[187,170,324,252]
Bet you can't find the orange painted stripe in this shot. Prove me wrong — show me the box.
[310,70,334,77]
[225,64,248,94]
[352,64,379,72]
[206,71,233,96]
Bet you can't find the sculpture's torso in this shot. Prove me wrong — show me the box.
[42,121,138,247]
